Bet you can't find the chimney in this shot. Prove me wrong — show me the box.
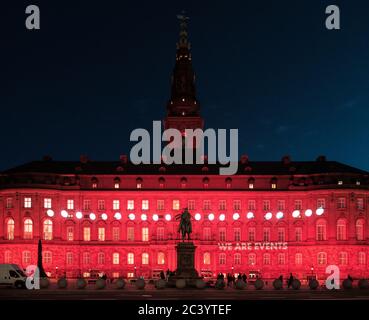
[282,155,291,165]
[120,154,128,164]
[240,155,249,164]
[316,155,327,162]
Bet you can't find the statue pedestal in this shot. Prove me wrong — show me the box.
[168,242,201,287]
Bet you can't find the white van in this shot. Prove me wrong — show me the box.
[0,264,27,288]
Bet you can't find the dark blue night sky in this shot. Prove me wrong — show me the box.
[1,0,369,171]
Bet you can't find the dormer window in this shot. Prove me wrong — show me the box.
[271,177,277,189]
[248,177,255,189]
[181,177,187,189]
[159,177,165,189]
[356,180,361,186]
[225,177,232,189]
[136,177,143,189]
[114,177,121,189]
[91,177,98,189]
[203,177,209,189]
[338,180,343,185]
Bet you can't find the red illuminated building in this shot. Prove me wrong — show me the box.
[0,18,368,282]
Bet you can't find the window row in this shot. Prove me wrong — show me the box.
[9,197,364,211]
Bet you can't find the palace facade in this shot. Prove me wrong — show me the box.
[0,18,368,281]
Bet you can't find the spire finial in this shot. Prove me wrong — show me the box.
[177,11,190,49]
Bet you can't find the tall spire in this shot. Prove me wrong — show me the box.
[165,12,203,131]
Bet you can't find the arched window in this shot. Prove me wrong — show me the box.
[91,177,98,189]
[43,251,52,264]
[157,252,165,265]
[270,177,277,189]
[22,251,31,265]
[203,252,211,265]
[234,253,241,265]
[316,219,327,241]
[263,253,270,265]
[356,219,365,241]
[339,252,348,265]
[112,253,119,265]
[225,177,232,189]
[142,253,149,265]
[66,252,73,265]
[317,252,327,265]
[98,252,105,265]
[219,253,226,265]
[4,251,12,263]
[248,253,256,266]
[43,219,53,240]
[277,253,285,265]
[358,252,366,265]
[127,253,134,265]
[248,177,255,189]
[295,253,303,265]
[337,219,347,241]
[24,219,33,239]
[6,219,15,240]
[83,252,90,265]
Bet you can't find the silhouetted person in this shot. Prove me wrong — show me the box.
[287,273,294,288]
[348,274,353,282]
[160,271,165,280]
[242,273,247,283]
[237,274,242,280]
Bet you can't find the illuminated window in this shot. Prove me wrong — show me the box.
[234,253,241,265]
[66,252,73,265]
[316,219,327,241]
[317,252,327,265]
[98,227,105,241]
[188,200,195,210]
[67,199,74,210]
[92,183,98,189]
[277,253,285,265]
[142,227,149,241]
[67,226,74,241]
[248,178,255,189]
[6,198,13,209]
[248,253,256,265]
[157,200,165,210]
[277,228,285,242]
[357,198,364,210]
[339,252,348,265]
[112,227,120,241]
[233,200,241,210]
[44,198,52,209]
[142,253,149,265]
[83,227,91,241]
[337,197,346,209]
[4,251,12,264]
[142,200,149,210]
[248,200,256,211]
[157,252,165,265]
[43,219,53,240]
[43,251,52,264]
[203,252,211,265]
[113,253,120,265]
[24,219,33,239]
[295,227,302,242]
[98,252,105,265]
[219,228,226,241]
[248,228,255,242]
[112,272,119,278]
[156,227,164,240]
[98,200,105,210]
[83,252,90,264]
[127,272,134,278]
[263,228,270,242]
[338,180,343,185]
[203,227,211,241]
[6,219,14,240]
[127,200,134,210]
[127,227,135,241]
[24,197,32,208]
[317,198,326,209]
[295,253,302,265]
[218,200,226,210]
[271,183,277,189]
[113,200,120,210]
[358,252,366,265]
[203,200,211,210]
[294,200,302,210]
[172,200,180,210]
[22,251,31,265]
[277,200,285,211]
[234,228,241,242]
[336,219,347,241]
[127,253,134,265]
[83,200,91,210]
[219,253,226,265]
[248,182,254,189]
[262,200,270,211]
[263,253,271,265]
[356,219,365,241]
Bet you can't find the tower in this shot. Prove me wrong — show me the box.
[164,13,204,132]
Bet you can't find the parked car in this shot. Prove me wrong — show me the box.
[0,264,27,289]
